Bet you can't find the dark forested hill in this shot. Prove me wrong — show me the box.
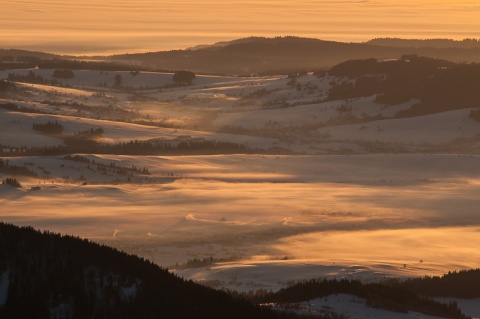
[0,226,479,319]
[0,49,61,61]
[0,223,304,319]
[327,55,480,117]
[254,272,480,319]
[106,36,480,75]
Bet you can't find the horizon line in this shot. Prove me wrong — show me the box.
[2,35,480,58]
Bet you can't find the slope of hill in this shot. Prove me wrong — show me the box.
[0,222,303,319]
[258,271,480,319]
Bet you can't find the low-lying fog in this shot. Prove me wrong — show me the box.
[2,154,480,290]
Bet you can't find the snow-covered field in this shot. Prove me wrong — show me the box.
[2,68,480,318]
[273,294,449,319]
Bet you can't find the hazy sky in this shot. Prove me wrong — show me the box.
[2,0,480,55]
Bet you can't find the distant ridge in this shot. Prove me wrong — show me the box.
[106,36,480,74]
[0,49,63,60]
[367,37,480,49]
[3,36,480,75]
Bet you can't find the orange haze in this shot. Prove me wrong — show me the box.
[2,0,480,55]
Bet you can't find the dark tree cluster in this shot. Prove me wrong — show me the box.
[0,102,49,114]
[63,139,249,156]
[113,74,122,87]
[7,70,58,85]
[401,269,480,298]
[63,128,105,148]
[172,70,196,85]
[52,69,75,79]
[1,177,22,188]
[74,127,105,137]
[63,154,150,175]
[256,278,469,319]
[0,158,38,177]
[327,55,480,117]
[32,120,64,134]
[327,75,384,101]
[0,80,15,92]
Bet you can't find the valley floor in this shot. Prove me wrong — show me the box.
[2,154,480,293]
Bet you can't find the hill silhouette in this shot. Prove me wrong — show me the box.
[107,36,480,75]
[0,222,305,319]
[3,37,480,75]
[367,38,480,49]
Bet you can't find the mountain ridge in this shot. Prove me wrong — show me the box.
[3,36,480,75]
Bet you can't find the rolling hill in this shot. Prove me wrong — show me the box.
[106,37,480,74]
[0,222,302,319]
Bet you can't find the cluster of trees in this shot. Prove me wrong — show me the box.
[63,154,150,175]
[0,222,313,319]
[0,80,15,93]
[32,120,64,134]
[0,158,38,177]
[327,75,384,101]
[40,99,141,123]
[64,139,249,156]
[52,69,75,79]
[327,55,480,117]
[172,70,196,85]
[7,70,58,85]
[73,127,104,137]
[250,277,471,319]
[1,177,22,188]
[401,269,480,298]
[114,74,122,87]
[0,139,245,157]
[0,138,272,158]
[0,102,49,115]
[63,127,105,148]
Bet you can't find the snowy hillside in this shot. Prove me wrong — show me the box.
[2,55,480,319]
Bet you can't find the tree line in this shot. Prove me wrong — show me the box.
[327,55,480,117]
[0,158,38,178]
[243,276,473,319]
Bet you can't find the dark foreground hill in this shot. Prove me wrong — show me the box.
[0,226,478,319]
[0,223,303,319]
